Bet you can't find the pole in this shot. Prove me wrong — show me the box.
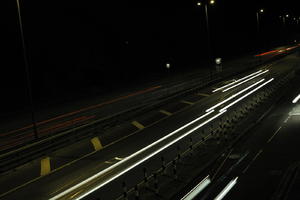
[256,12,262,65]
[16,0,39,139]
[204,4,213,80]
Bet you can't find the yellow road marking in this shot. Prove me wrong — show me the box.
[197,93,210,97]
[40,157,51,176]
[91,137,103,151]
[131,121,145,130]
[159,110,172,116]
[181,100,195,105]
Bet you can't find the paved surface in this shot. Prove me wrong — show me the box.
[193,68,300,200]
[0,45,295,152]
[1,52,297,200]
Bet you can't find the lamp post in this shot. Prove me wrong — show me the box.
[16,0,39,139]
[197,0,215,80]
[256,9,264,64]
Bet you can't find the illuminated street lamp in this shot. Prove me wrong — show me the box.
[197,0,216,79]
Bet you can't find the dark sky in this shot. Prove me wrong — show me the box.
[0,0,299,112]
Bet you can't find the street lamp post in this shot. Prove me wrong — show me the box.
[256,9,264,65]
[197,0,215,80]
[16,0,39,139]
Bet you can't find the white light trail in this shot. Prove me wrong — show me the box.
[219,78,274,113]
[206,79,265,112]
[181,175,211,200]
[214,177,238,200]
[212,70,263,93]
[50,110,221,200]
[222,70,269,92]
[292,94,300,104]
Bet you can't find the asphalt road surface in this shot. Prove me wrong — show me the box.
[0,53,299,200]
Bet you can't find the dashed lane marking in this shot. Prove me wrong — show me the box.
[181,100,195,105]
[91,137,103,151]
[242,149,263,174]
[40,157,51,176]
[197,93,210,97]
[267,127,282,143]
[159,110,172,116]
[131,121,145,130]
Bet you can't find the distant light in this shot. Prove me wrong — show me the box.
[197,2,202,6]
[215,58,222,65]
[286,14,289,18]
[166,63,171,69]
[260,9,264,13]
[292,94,300,104]
[294,17,296,20]
[210,0,215,5]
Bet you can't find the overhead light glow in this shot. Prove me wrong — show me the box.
[292,94,300,104]
[219,78,274,112]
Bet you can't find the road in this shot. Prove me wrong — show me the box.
[223,76,300,199]
[195,66,300,200]
[0,53,299,200]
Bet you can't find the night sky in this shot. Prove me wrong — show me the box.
[1,0,299,115]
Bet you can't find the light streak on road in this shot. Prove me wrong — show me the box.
[292,94,300,104]
[219,78,274,113]
[206,79,266,112]
[50,110,227,200]
[222,70,269,92]
[181,175,211,200]
[212,70,263,93]
[214,177,238,200]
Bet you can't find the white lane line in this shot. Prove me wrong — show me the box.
[181,175,211,200]
[242,150,263,174]
[50,110,222,200]
[212,70,263,93]
[214,177,238,200]
[206,79,265,112]
[292,94,300,104]
[267,127,282,143]
[219,78,274,113]
[284,116,290,123]
[222,70,269,92]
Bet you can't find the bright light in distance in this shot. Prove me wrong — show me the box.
[210,0,215,5]
[292,94,300,104]
[181,176,211,200]
[206,79,265,112]
[212,70,263,93]
[222,70,269,92]
[286,14,289,18]
[260,9,264,13]
[219,78,274,113]
[50,110,217,200]
[197,2,202,6]
[214,177,238,200]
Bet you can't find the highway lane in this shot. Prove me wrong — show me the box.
[0,55,296,200]
[222,82,300,200]
[198,71,300,200]
[1,44,297,152]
